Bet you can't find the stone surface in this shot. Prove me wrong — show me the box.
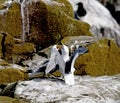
[0,59,28,84]
[0,32,35,63]
[69,0,120,47]
[0,96,21,103]
[23,36,120,77]
[27,0,92,49]
[0,2,22,37]
[61,36,120,76]
[74,38,120,76]
[0,0,92,63]
[15,74,120,103]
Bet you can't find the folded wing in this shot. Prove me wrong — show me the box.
[45,47,65,75]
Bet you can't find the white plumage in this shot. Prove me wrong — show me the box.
[46,44,88,85]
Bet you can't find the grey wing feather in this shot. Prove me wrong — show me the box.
[55,50,65,75]
[45,48,65,75]
[45,48,56,74]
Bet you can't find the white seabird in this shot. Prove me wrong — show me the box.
[45,43,70,74]
[63,46,88,85]
[46,43,88,85]
[28,43,69,78]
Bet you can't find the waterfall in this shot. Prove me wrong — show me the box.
[20,0,31,43]
[21,1,25,43]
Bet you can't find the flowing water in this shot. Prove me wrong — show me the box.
[20,0,30,42]
[15,74,120,103]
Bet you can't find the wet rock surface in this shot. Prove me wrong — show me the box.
[0,59,28,84]
[14,74,120,103]
[69,0,120,47]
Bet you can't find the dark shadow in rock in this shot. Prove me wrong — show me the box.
[1,82,18,98]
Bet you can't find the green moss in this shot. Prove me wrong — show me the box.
[0,5,6,10]
[51,70,62,77]
[55,0,74,17]
[0,60,29,84]
[0,0,5,4]
[0,2,22,38]
[0,68,25,84]
[28,0,92,49]
[74,39,120,76]
[0,96,21,103]
[46,3,92,42]
[0,34,2,57]
[0,59,9,66]
[13,43,35,54]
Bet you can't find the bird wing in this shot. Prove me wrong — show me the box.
[45,48,57,74]
[55,49,65,75]
[45,47,65,74]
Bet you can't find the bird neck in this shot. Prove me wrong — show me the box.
[70,52,79,69]
[65,51,79,74]
[61,45,70,62]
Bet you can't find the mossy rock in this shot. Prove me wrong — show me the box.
[0,32,35,63]
[0,2,22,38]
[12,42,35,63]
[0,0,92,50]
[0,5,6,10]
[28,0,92,49]
[13,43,35,54]
[0,32,15,61]
[0,0,6,5]
[0,59,28,84]
[0,34,3,57]
[45,0,92,40]
[74,39,120,76]
[0,96,21,103]
[52,0,74,17]
[0,68,28,84]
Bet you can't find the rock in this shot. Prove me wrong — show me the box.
[74,38,120,76]
[61,36,97,47]
[0,2,22,37]
[14,74,120,103]
[0,96,21,103]
[0,0,92,63]
[1,82,17,98]
[27,0,92,49]
[0,32,35,63]
[62,36,120,76]
[0,59,29,84]
[0,0,92,53]
[69,0,120,47]
[30,36,120,77]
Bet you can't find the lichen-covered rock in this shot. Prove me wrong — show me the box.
[0,32,35,63]
[0,0,92,52]
[0,2,22,37]
[61,36,97,47]
[74,38,120,76]
[0,0,92,63]
[32,36,120,77]
[0,59,28,84]
[0,68,27,84]
[0,96,21,103]
[28,0,91,49]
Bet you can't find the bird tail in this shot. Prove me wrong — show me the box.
[64,73,75,85]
